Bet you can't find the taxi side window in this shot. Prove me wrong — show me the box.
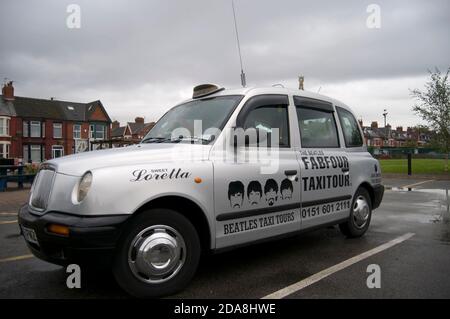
[296,107,339,148]
[336,106,363,147]
[242,104,290,147]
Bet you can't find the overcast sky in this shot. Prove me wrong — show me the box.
[1,0,449,127]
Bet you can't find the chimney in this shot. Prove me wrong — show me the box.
[2,81,14,100]
[371,121,378,129]
[112,120,120,130]
[135,117,144,124]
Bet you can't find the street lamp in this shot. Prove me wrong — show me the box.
[382,109,388,146]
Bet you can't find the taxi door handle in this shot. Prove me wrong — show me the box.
[342,167,349,173]
[284,170,297,176]
[285,170,299,182]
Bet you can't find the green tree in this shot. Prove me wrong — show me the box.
[411,68,450,172]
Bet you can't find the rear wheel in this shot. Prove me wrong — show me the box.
[113,208,200,297]
[339,187,372,238]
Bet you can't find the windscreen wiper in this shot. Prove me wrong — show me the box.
[141,137,174,143]
[177,136,211,144]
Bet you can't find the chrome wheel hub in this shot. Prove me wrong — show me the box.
[128,225,186,283]
[352,196,370,229]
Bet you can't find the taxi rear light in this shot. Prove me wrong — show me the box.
[47,224,70,237]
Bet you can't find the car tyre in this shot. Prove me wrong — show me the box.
[339,187,372,238]
[113,208,200,298]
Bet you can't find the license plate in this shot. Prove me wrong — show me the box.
[21,226,39,246]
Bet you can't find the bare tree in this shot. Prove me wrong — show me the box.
[411,67,450,173]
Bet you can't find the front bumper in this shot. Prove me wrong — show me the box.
[18,205,129,267]
[372,184,384,210]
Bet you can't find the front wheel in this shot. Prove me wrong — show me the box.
[339,187,372,238]
[113,208,200,298]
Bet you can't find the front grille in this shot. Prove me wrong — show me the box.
[30,168,55,211]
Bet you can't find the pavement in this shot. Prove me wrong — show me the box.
[0,177,449,299]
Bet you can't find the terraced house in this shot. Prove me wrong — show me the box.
[0,82,111,163]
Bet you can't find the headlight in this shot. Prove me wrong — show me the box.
[77,172,92,202]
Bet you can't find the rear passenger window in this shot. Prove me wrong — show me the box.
[296,107,339,148]
[336,106,363,147]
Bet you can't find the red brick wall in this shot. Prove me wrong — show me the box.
[89,105,109,122]
[8,115,110,161]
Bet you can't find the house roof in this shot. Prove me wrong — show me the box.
[128,122,155,136]
[111,126,126,138]
[112,122,155,139]
[0,95,111,122]
[0,99,16,117]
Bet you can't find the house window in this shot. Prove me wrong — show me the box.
[0,117,10,136]
[42,122,45,138]
[0,142,10,158]
[53,123,62,138]
[73,124,81,139]
[52,145,64,158]
[90,124,105,140]
[23,121,28,137]
[23,145,44,163]
[30,121,41,137]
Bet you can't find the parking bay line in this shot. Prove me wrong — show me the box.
[0,212,18,216]
[0,220,17,225]
[262,232,415,299]
[0,254,34,263]
[401,180,434,189]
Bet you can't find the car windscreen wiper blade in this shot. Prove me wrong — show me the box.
[141,137,174,143]
[142,136,210,144]
[177,136,211,144]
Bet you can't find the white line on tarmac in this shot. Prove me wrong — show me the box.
[0,212,18,216]
[0,254,34,263]
[0,220,17,225]
[401,180,434,189]
[262,232,415,299]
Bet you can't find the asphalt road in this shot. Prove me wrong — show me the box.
[0,178,449,299]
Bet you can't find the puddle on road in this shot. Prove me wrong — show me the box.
[385,187,450,244]
[386,187,450,224]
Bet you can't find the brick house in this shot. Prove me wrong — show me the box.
[361,120,432,148]
[0,82,111,163]
[111,117,155,141]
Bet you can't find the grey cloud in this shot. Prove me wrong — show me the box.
[0,0,449,124]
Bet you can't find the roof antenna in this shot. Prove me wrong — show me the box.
[232,0,246,87]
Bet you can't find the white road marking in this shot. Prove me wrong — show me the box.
[401,180,434,189]
[0,212,18,216]
[262,232,415,299]
[0,254,34,263]
[0,220,17,225]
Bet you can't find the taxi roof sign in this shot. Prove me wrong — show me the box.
[192,84,224,99]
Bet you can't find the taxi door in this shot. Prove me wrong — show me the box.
[293,96,353,230]
[212,94,302,249]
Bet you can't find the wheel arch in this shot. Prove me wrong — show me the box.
[129,195,213,252]
[356,182,375,208]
